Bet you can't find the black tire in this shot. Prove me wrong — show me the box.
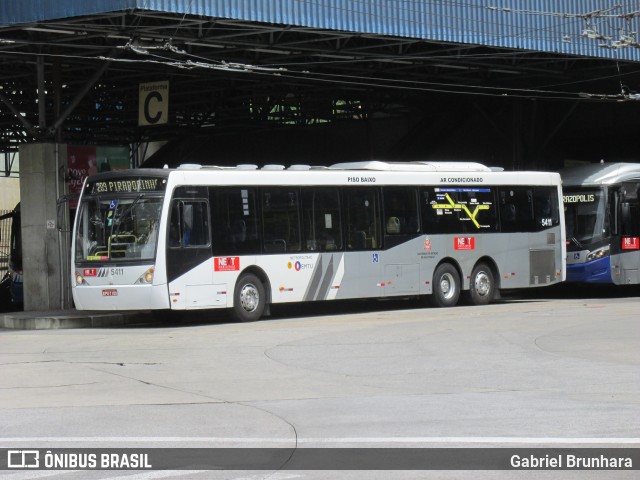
[469,262,496,306]
[231,273,266,322]
[431,263,460,307]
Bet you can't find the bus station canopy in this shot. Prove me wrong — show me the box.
[0,0,639,168]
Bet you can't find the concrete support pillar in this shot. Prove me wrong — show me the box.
[18,143,71,311]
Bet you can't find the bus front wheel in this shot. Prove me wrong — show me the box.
[231,273,266,322]
[469,263,495,306]
[431,263,460,308]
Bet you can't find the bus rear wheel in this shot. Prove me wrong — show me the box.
[431,263,460,307]
[469,263,495,306]
[231,273,266,322]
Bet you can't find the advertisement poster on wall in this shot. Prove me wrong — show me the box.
[67,146,129,208]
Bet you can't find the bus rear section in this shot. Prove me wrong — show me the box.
[561,163,640,285]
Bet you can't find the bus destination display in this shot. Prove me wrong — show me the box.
[88,177,166,194]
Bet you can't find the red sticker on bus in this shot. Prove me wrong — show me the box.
[214,257,240,271]
[102,289,118,297]
[454,237,475,250]
[622,237,640,250]
[83,268,97,277]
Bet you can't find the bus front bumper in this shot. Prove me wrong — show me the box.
[566,256,612,283]
[72,284,170,310]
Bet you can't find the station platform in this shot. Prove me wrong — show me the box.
[0,309,152,329]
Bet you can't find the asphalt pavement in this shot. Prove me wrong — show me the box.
[1,289,638,479]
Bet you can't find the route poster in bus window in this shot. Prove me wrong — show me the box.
[430,187,496,231]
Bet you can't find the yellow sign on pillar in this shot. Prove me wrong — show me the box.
[139,81,169,126]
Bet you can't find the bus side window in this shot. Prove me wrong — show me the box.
[533,187,560,230]
[344,187,381,250]
[262,188,301,253]
[169,199,210,248]
[499,187,534,233]
[302,188,342,252]
[383,187,420,235]
[212,188,260,254]
[421,188,460,234]
[169,202,181,246]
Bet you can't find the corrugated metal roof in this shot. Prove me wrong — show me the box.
[0,0,135,24]
[1,0,638,61]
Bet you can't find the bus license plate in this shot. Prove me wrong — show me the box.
[102,289,118,297]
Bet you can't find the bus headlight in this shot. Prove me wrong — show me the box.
[136,267,155,285]
[75,272,87,286]
[586,245,610,262]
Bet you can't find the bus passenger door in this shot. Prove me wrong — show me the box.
[382,187,421,295]
[340,187,384,298]
[166,192,220,309]
[618,182,640,284]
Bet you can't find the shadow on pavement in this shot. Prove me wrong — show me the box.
[117,283,640,329]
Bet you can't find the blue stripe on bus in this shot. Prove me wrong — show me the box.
[566,256,612,284]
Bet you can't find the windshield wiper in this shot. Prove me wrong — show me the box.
[570,236,584,249]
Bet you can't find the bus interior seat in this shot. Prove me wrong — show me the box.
[386,216,400,234]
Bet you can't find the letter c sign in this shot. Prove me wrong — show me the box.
[138,81,169,126]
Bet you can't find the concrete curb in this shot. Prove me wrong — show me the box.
[1,310,152,329]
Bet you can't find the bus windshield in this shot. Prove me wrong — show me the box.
[75,195,163,263]
[563,188,607,248]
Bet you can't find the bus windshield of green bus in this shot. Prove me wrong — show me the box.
[75,196,163,262]
[563,188,607,248]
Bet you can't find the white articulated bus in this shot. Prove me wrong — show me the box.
[561,162,640,285]
[71,161,565,321]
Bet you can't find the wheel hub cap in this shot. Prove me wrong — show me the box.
[475,272,490,296]
[240,284,259,312]
[440,273,455,299]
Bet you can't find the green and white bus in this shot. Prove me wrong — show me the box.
[71,161,565,321]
